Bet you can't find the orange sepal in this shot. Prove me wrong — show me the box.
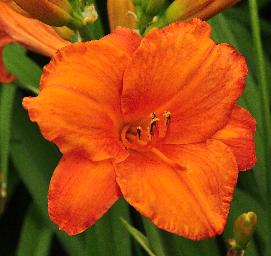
[121,19,247,144]
[115,140,238,240]
[213,105,256,171]
[0,1,69,57]
[0,32,16,83]
[48,152,121,235]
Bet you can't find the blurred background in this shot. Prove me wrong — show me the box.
[0,0,270,255]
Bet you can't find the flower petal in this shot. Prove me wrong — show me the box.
[121,19,247,144]
[101,27,141,56]
[0,32,16,83]
[39,28,141,123]
[115,140,238,240]
[23,29,140,161]
[0,1,69,57]
[48,152,121,235]
[212,105,256,171]
[23,87,128,162]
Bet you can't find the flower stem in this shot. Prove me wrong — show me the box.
[227,249,245,256]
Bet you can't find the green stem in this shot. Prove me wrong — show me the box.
[227,249,245,256]
[248,0,271,254]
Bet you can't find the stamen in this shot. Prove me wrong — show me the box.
[149,117,159,135]
[121,111,173,152]
[136,126,142,140]
[164,111,171,126]
[151,112,157,119]
[121,125,152,152]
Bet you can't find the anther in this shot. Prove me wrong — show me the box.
[164,111,171,126]
[136,126,142,140]
[149,117,159,137]
[151,112,157,119]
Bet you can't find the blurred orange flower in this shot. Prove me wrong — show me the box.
[0,1,69,83]
[23,19,256,240]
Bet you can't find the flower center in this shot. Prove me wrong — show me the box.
[121,111,171,152]
[121,112,186,171]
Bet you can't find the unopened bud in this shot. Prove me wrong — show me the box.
[233,212,257,249]
[142,0,167,15]
[165,0,239,23]
[13,0,84,29]
[54,26,75,40]
[3,0,30,17]
[82,4,98,25]
[107,0,137,31]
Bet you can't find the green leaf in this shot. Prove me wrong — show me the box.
[247,3,271,254]
[85,199,132,256]
[0,83,16,213]
[121,218,157,256]
[16,204,53,256]
[142,218,167,256]
[2,44,41,94]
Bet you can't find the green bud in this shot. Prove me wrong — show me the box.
[164,0,240,23]
[13,0,84,28]
[141,0,167,15]
[107,0,137,31]
[233,212,257,249]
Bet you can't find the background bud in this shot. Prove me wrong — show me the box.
[13,0,84,29]
[107,0,137,31]
[233,212,257,249]
[3,0,30,17]
[142,0,167,15]
[165,0,239,23]
[54,26,75,40]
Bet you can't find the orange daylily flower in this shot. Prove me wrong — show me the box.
[23,19,256,240]
[0,1,69,83]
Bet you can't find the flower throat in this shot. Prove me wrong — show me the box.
[121,112,186,171]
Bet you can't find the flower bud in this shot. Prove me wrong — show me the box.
[141,0,167,15]
[12,0,84,29]
[54,26,75,40]
[233,212,257,249]
[165,0,239,23]
[107,0,137,31]
[2,0,30,17]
